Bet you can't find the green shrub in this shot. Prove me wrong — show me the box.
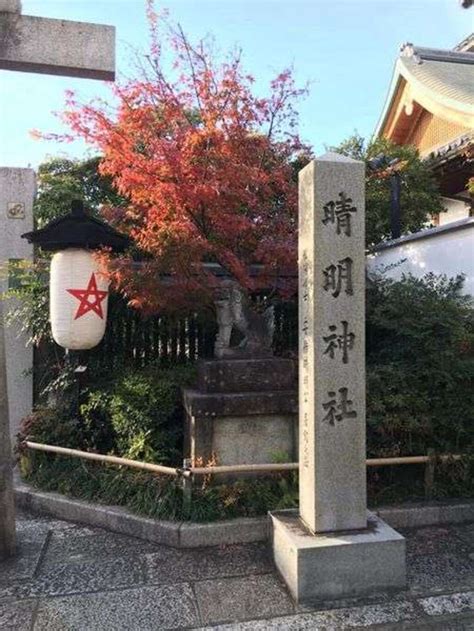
[21,364,196,466]
[20,450,473,521]
[80,364,196,463]
[366,272,474,458]
[19,407,85,449]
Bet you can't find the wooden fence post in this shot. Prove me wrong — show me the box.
[182,457,193,519]
[424,448,436,499]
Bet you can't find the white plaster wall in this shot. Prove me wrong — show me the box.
[0,168,35,442]
[439,197,470,226]
[367,219,474,298]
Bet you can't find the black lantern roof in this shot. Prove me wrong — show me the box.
[22,200,130,252]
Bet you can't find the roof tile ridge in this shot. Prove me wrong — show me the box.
[399,42,474,65]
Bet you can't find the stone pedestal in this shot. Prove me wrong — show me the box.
[183,358,297,467]
[270,510,406,604]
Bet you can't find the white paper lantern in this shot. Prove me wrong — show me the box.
[50,248,109,350]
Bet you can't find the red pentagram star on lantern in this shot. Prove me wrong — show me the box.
[67,273,108,320]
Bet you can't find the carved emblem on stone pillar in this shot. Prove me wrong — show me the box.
[7,202,25,219]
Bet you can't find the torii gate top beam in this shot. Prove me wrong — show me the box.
[0,1,115,81]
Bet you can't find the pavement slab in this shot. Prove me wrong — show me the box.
[400,525,471,556]
[0,539,46,584]
[0,520,49,584]
[408,552,474,594]
[42,528,161,568]
[196,600,420,629]
[193,573,295,625]
[0,510,473,629]
[0,555,148,599]
[34,584,199,630]
[452,523,474,550]
[146,541,273,584]
[418,591,474,616]
[0,599,37,631]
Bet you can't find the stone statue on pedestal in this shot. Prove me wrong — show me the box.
[214,280,274,359]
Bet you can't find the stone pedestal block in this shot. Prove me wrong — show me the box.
[197,358,296,393]
[184,358,298,467]
[270,510,406,604]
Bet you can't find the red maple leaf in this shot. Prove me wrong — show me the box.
[67,273,108,320]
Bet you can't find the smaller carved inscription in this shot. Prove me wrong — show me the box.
[322,387,357,426]
[300,250,310,303]
[302,410,310,469]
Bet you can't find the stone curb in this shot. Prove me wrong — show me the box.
[14,482,473,548]
[375,501,474,529]
[14,483,268,548]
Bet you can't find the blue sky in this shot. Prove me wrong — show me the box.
[0,0,470,168]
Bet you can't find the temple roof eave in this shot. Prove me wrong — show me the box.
[375,57,474,140]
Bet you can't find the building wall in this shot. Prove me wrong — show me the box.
[367,218,474,297]
[438,197,471,225]
[406,109,470,156]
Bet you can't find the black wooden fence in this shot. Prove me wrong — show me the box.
[33,294,297,401]
[90,294,298,368]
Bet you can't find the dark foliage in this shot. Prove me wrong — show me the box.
[330,133,444,248]
[366,272,474,457]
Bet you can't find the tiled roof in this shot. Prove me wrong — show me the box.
[399,43,474,111]
[454,32,474,52]
[424,132,473,166]
[375,39,474,137]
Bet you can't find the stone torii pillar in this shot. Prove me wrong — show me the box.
[0,299,15,560]
[0,0,115,558]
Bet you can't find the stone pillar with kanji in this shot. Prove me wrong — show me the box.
[299,154,366,533]
[271,153,406,604]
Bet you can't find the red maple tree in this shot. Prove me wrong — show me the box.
[56,3,310,313]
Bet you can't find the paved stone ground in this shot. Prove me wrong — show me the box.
[0,511,472,630]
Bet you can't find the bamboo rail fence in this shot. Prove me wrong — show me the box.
[24,442,179,477]
[24,441,463,478]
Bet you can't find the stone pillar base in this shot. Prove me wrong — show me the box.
[270,510,406,604]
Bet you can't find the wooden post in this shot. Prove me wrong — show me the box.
[424,448,436,499]
[181,458,193,519]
